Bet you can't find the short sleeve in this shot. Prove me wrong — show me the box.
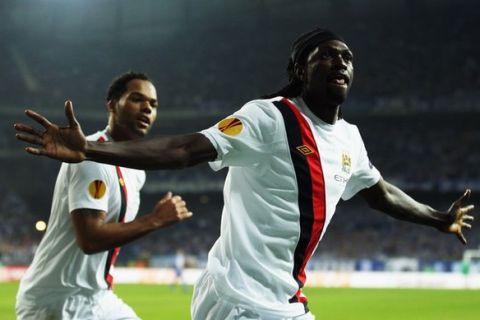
[200,100,280,170]
[68,161,115,213]
[341,129,381,200]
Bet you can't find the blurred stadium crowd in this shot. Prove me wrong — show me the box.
[1,0,479,270]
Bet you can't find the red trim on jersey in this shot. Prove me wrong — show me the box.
[282,98,326,286]
[293,289,308,304]
[96,134,129,289]
[105,166,128,289]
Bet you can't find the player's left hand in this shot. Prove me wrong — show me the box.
[149,192,193,228]
[444,189,474,245]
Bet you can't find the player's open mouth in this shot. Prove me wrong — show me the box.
[327,73,349,87]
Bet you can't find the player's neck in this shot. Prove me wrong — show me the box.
[302,95,340,124]
[107,126,135,142]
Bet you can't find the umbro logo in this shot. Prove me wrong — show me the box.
[296,145,314,156]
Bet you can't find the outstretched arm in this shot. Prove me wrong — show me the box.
[359,178,474,244]
[14,100,217,170]
[72,192,192,254]
[85,133,215,170]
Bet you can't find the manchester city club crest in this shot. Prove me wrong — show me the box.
[341,152,351,174]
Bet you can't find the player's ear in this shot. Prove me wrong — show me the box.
[293,62,305,82]
[106,99,117,114]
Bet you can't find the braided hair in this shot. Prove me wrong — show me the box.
[263,28,345,99]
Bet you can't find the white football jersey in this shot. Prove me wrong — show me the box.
[17,128,145,299]
[199,97,381,315]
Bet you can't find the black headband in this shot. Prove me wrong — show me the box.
[290,28,346,65]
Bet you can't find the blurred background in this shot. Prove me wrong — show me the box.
[0,0,479,273]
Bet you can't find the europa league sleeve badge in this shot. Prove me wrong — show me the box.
[88,180,107,199]
[217,118,243,136]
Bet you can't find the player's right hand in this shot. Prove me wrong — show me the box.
[14,100,87,163]
[150,192,193,228]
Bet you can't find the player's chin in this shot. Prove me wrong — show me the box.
[132,127,150,138]
[326,92,347,105]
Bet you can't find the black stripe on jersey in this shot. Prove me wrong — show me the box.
[103,167,128,289]
[273,100,313,310]
[104,250,115,288]
[116,169,128,223]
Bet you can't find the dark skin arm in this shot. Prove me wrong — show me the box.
[14,101,217,170]
[14,101,475,244]
[360,178,474,244]
[72,192,192,254]
[84,133,215,170]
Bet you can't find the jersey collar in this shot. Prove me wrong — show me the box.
[289,97,337,133]
[102,126,113,142]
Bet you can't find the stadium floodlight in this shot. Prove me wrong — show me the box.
[35,220,47,232]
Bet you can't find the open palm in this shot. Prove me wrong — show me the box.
[445,189,474,244]
[15,101,87,163]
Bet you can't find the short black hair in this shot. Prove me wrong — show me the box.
[106,71,151,101]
